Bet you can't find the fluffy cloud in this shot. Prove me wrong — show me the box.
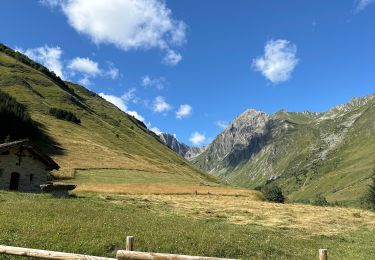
[252,39,299,84]
[189,132,206,146]
[355,0,375,11]
[67,57,119,86]
[99,93,128,112]
[150,126,162,135]
[19,44,119,86]
[141,75,166,90]
[216,121,228,129]
[127,110,145,122]
[42,0,186,65]
[163,49,182,66]
[176,104,192,119]
[153,96,172,113]
[68,57,101,76]
[106,63,120,80]
[21,45,64,78]
[99,90,144,122]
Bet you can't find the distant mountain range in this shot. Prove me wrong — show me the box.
[193,94,375,204]
[163,94,375,205]
[159,133,205,160]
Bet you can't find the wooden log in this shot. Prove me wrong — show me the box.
[116,250,238,260]
[0,245,116,260]
[319,249,328,260]
[126,236,134,251]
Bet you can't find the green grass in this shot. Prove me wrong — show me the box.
[0,191,374,260]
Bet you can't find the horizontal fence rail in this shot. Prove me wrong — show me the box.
[0,245,116,260]
[116,250,237,260]
[0,236,328,259]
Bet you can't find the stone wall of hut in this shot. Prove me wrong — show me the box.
[0,147,50,192]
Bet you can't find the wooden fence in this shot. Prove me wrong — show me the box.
[0,236,328,260]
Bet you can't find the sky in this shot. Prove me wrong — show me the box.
[0,0,375,146]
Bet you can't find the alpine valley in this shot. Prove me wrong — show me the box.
[165,95,375,205]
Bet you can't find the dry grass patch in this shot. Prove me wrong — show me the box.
[76,183,255,195]
[114,194,375,236]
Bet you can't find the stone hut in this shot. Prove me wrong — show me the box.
[0,140,59,192]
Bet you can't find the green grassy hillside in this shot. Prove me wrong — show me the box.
[0,43,213,183]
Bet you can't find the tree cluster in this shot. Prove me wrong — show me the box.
[363,168,375,211]
[49,108,81,124]
[262,184,285,203]
[0,90,40,141]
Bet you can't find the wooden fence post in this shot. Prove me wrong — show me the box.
[319,249,327,260]
[126,236,134,251]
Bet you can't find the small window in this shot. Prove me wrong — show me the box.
[0,169,3,178]
[29,174,34,183]
[1,151,10,155]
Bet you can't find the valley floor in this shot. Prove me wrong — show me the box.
[1,181,375,259]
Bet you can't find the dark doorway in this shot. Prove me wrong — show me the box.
[9,172,20,191]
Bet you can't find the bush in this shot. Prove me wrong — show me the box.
[363,168,375,211]
[262,185,285,203]
[311,195,328,206]
[49,108,81,124]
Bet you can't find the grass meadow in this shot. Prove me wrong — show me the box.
[1,169,375,259]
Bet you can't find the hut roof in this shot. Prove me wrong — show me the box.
[0,139,59,171]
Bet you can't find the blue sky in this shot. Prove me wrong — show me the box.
[1,0,375,146]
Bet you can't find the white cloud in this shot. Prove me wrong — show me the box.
[176,104,192,119]
[141,75,166,90]
[146,122,162,135]
[21,45,64,78]
[121,88,137,103]
[68,57,101,76]
[163,49,182,66]
[150,126,162,135]
[78,76,91,86]
[99,93,128,112]
[216,121,228,129]
[39,0,62,7]
[355,0,375,11]
[252,39,299,84]
[106,63,120,80]
[153,96,172,113]
[189,132,206,146]
[44,0,186,65]
[99,91,145,122]
[127,110,145,122]
[19,44,120,85]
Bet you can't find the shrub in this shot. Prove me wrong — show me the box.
[311,195,328,206]
[262,185,285,203]
[363,168,375,211]
[49,108,81,124]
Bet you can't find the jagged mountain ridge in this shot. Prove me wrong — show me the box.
[193,94,375,204]
[159,133,205,160]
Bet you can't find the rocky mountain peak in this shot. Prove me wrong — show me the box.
[159,133,205,160]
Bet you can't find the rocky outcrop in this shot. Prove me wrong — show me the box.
[159,133,204,160]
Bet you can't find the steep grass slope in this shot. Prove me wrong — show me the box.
[194,95,375,205]
[0,44,212,183]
